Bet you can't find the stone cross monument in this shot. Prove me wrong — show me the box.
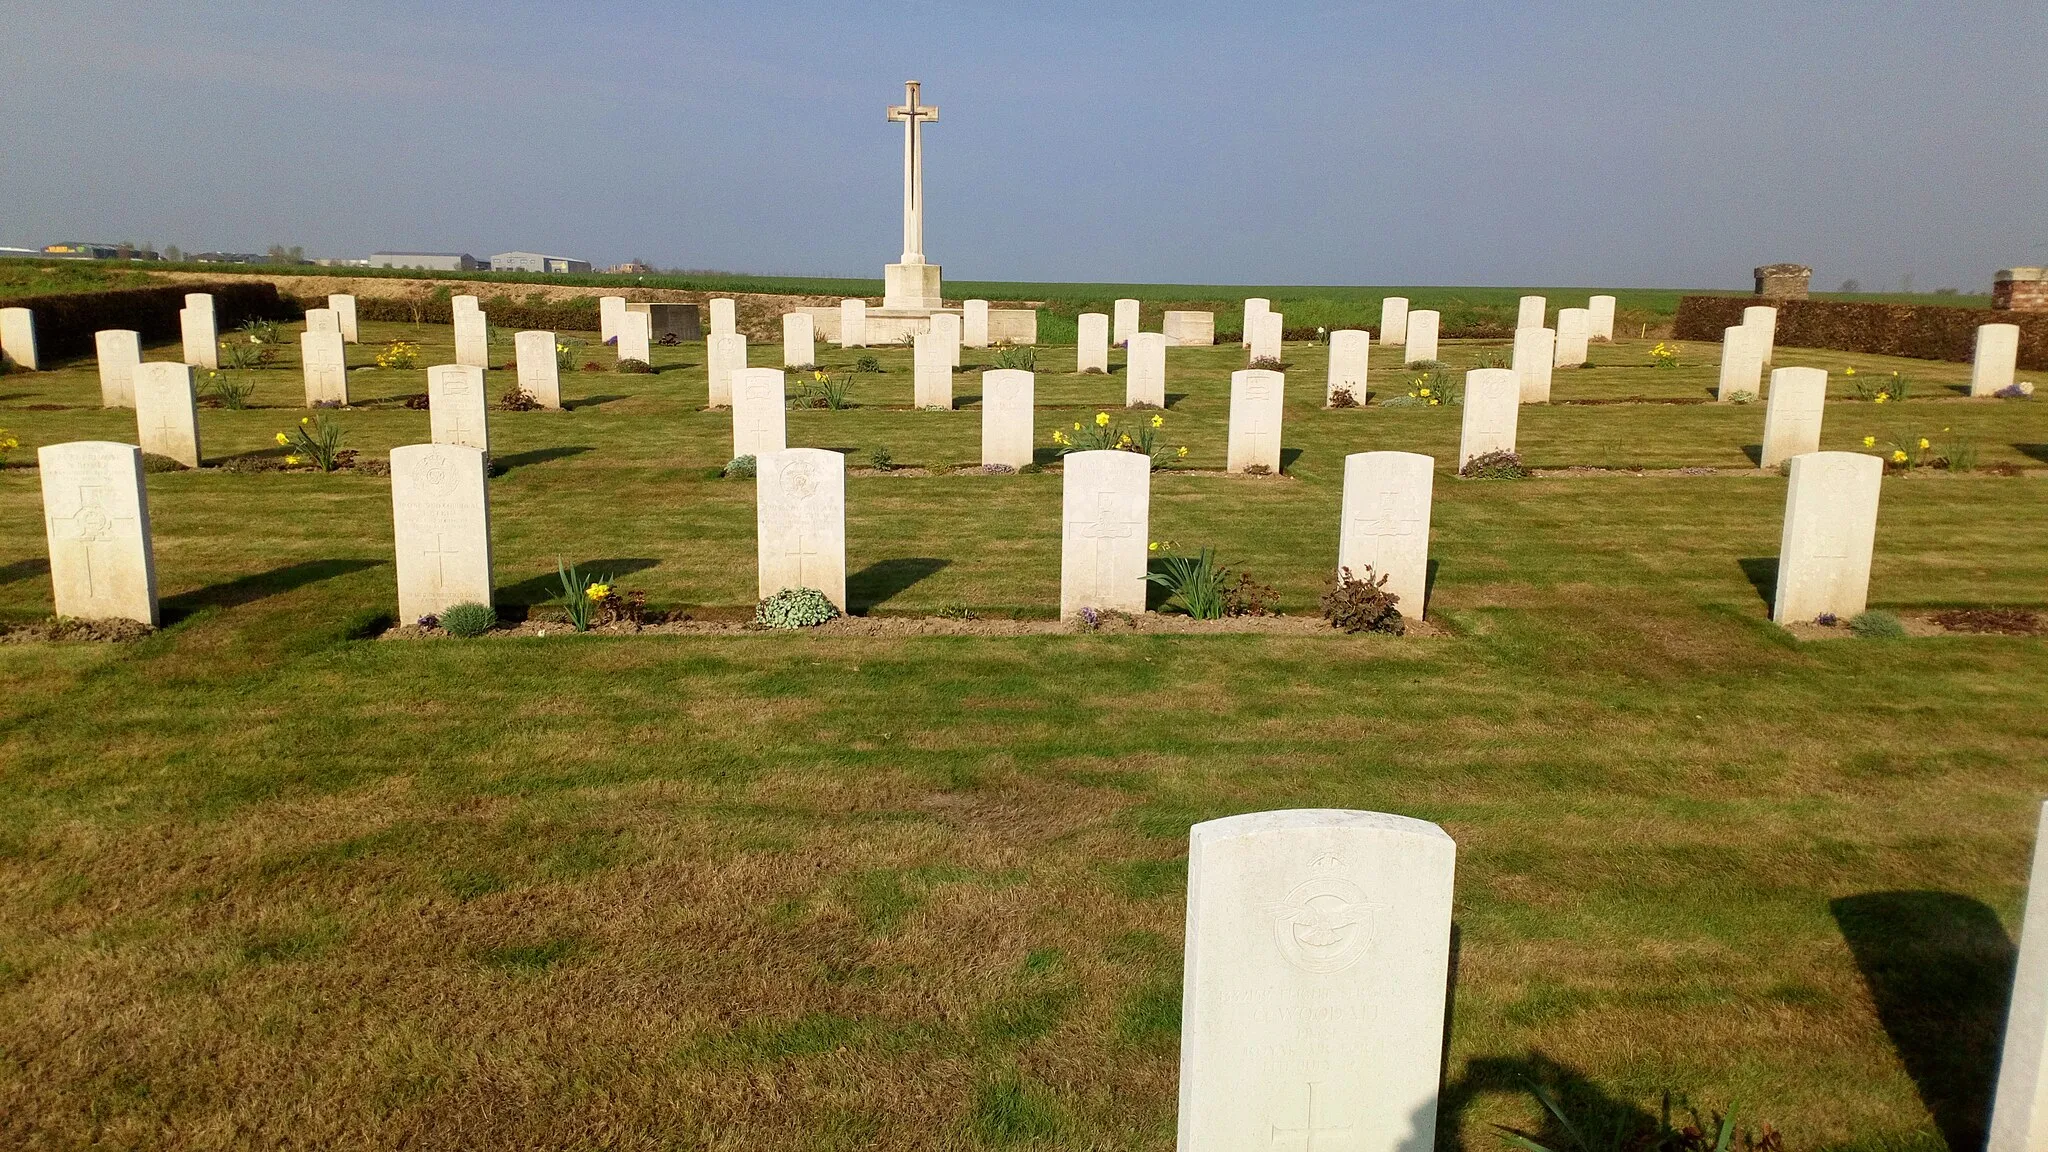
[883,80,944,312]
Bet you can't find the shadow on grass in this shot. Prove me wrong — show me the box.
[0,556,50,586]
[1832,891,2015,1152]
[1280,447,1304,473]
[495,558,662,610]
[2015,443,2048,464]
[1164,392,1187,408]
[1434,1049,1660,1152]
[1741,444,1763,466]
[848,557,949,614]
[492,445,594,474]
[161,558,384,624]
[564,394,629,410]
[1736,557,1776,609]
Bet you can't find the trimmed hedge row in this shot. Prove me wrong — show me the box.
[12,282,295,362]
[303,292,601,333]
[1674,295,2048,371]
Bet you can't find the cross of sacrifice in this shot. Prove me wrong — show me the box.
[885,80,939,264]
[1270,1081,1357,1151]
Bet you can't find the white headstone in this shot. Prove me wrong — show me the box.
[756,447,846,611]
[1339,452,1434,616]
[452,294,479,315]
[1516,295,1546,330]
[1403,310,1439,363]
[328,293,359,342]
[1250,311,1284,364]
[514,330,562,409]
[1989,802,2048,1152]
[839,299,868,348]
[1327,330,1370,406]
[1242,298,1271,347]
[180,305,218,370]
[782,312,816,368]
[617,310,651,365]
[1163,311,1215,346]
[184,292,215,320]
[1587,294,1616,341]
[731,367,788,459]
[1177,809,1456,1152]
[981,369,1034,469]
[95,329,140,407]
[1760,366,1827,468]
[1717,324,1766,401]
[599,296,627,344]
[1513,327,1555,403]
[1744,305,1778,366]
[1457,368,1520,467]
[1379,297,1410,347]
[1113,298,1140,346]
[932,311,962,367]
[427,364,489,451]
[39,441,158,625]
[390,442,493,624]
[1060,449,1149,619]
[0,307,38,370]
[1126,333,1167,408]
[913,332,953,409]
[1771,450,1881,623]
[301,331,349,406]
[710,297,737,337]
[1973,323,2022,397]
[1228,369,1285,474]
[305,307,340,336]
[1077,313,1110,373]
[963,299,990,348]
[132,362,202,468]
[454,308,489,369]
[707,331,745,406]
[1553,308,1590,367]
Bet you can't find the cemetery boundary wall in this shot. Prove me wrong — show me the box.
[1675,295,2048,370]
[12,282,294,362]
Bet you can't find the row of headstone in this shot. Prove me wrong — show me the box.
[181,293,217,370]
[1518,295,1615,342]
[453,295,489,369]
[0,306,39,369]
[328,293,360,343]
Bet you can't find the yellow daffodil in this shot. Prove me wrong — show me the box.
[1148,541,1159,552]
[300,416,310,424]
[1917,438,1930,449]
[1073,421,1082,431]
[1150,414,1164,428]
[1891,450,1908,463]
[1874,394,1888,404]
[285,455,300,465]
[275,432,289,445]
[1862,436,1876,447]
[1844,367,1856,376]
[1417,387,1430,397]
[586,583,611,600]
[1095,412,1110,427]
[1176,445,1188,458]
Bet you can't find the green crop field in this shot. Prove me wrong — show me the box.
[1,319,2044,1150]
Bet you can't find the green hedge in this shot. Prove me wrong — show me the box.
[10,281,294,362]
[287,291,601,334]
[1674,295,2048,370]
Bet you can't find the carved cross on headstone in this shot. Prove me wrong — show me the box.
[1079,489,1137,588]
[51,485,133,598]
[885,80,939,263]
[419,532,463,588]
[1270,1081,1355,1151]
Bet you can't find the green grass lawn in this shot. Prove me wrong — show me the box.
[1,321,2046,1150]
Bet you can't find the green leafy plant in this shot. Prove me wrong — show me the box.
[200,370,255,410]
[1383,366,1461,407]
[1248,356,1285,371]
[1322,565,1404,634]
[554,559,614,633]
[1329,386,1361,408]
[755,587,841,629]
[854,354,884,373]
[991,344,1037,371]
[722,454,757,479]
[789,369,852,410]
[1051,410,1186,468]
[437,602,497,637]
[1474,350,1513,369]
[1144,545,1233,620]
[0,427,17,464]
[616,358,654,374]
[1462,450,1530,479]
[1649,342,1679,369]
[1726,390,1758,405]
[867,446,894,471]
[1850,369,1909,403]
[274,413,346,472]
[375,340,420,370]
[500,386,541,411]
[1849,609,1907,638]
[553,338,580,370]
[219,337,262,370]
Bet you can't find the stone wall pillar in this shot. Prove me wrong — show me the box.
[1994,268,2048,312]
[1753,263,1812,300]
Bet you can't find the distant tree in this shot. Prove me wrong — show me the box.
[1899,272,1914,294]
[288,245,304,263]
[1838,279,1861,293]
[266,244,290,264]
[164,245,182,262]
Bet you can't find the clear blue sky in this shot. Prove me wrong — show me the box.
[3,1,2043,290]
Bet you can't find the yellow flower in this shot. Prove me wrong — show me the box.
[1095,412,1110,427]
[284,455,300,465]
[1862,436,1876,447]
[275,432,289,445]
[586,582,611,600]
[1073,421,1082,431]
[1844,367,1856,376]
[300,416,310,424]
[1117,434,1132,447]
[1917,438,1930,449]
[1148,541,1159,552]
[1176,446,1188,458]
[1417,387,1430,397]
[1891,450,1907,463]
[1150,414,1163,428]
[1874,394,1888,404]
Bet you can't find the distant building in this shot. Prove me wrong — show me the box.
[491,251,593,274]
[41,242,159,261]
[606,261,653,275]
[369,251,478,271]
[313,258,372,268]
[192,252,261,264]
